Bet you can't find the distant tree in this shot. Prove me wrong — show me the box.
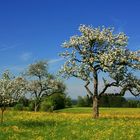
[84,96,92,107]
[127,100,138,108]
[137,102,140,108]
[77,96,85,107]
[99,96,109,107]
[77,96,92,107]
[65,96,72,107]
[59,24,140,118]
[99,96,127,107]
[25,61,66,112]
[0,71,26,123]
[108,96,126,107]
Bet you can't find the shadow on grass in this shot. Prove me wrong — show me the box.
[20,120,57,127]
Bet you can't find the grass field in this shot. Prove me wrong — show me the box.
[0,107,140,140]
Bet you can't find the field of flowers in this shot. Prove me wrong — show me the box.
[0,108,140,140]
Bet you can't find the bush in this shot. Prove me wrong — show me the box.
[40,100,54,112]
[18,97,29,107]
[40,93,66,111]
[28,101,35,111]
[49,93,65,110]
[65,96,72,107]
[14,103,24,111]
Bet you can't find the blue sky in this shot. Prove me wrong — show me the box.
[0,0,140,98]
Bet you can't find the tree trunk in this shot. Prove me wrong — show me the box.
[93,95,99,118]
[1,107,5,123]
[93,70,99,118]
[34,102,39,112]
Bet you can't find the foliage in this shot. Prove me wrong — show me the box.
[49,93,66,110]
[76,95,140,108]
[77,96,92,107]
[40,93,66,111]
[14,103,24,111]
[127,100,140,108]
[28,101,36,111]
[65,96,72,107]
[100,96,127,107]
[18,97,29,107]
[40,100,54,112]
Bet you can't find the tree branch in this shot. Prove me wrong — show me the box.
[94,64,102,71]
[99,81,119,97]
[73,58,84,63]
[84,81,93,97]
[128,89,140,97]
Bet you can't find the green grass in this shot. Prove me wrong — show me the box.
[56,107,140,114]
[0,108,140,140]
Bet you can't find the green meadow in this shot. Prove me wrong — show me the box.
[0,108,140,140]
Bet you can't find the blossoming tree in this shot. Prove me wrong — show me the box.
[0,71,26,123]
[59,25,140,118]
[26,61,66,112]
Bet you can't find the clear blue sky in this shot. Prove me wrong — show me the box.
[0,0,139,98]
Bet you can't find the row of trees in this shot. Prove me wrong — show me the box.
[77,96,140,108]
[14,94,72,112]
[13,94,140,111]
[0,24,140,120]
[0,61,67,123]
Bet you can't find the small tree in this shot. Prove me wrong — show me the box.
[0,71,26,123]
[25,61,66,112]
[41,93,66,111]
[59,25,140,118]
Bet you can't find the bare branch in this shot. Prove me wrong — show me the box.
[129,89,140,97]
[84,81,93,97]
[99,81,119,97]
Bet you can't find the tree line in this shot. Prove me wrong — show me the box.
[76,96,140,108]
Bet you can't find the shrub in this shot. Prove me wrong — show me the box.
[40,100,54,112]
[40,93,66,111]
[28,101,35,111]
[49,93,65,110]
[14,103,24,111]
[65,96,72,107]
